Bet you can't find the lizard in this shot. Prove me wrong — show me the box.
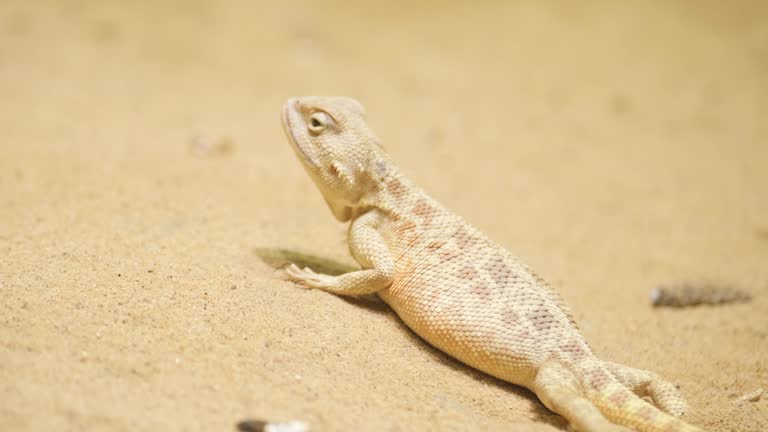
[279,96,703,432]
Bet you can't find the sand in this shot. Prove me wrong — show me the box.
[1,1,767,431]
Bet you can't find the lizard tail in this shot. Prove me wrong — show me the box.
[534,359,703,432]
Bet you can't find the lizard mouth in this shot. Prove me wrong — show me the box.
[281,98,318,165]
[281,98,299,145]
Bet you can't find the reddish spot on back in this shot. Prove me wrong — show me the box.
[502,306,521,326]
[471,281,491,299]
[426,240,446,252]
[482,255,509,287]
[412,199,437,225]
[527,307,555,333]
[407,233,422,247]
[586,368,611,391]
[559,341,589,362]
[517,328,531,340]
[457,265,478,280]
[397,220,421,247]
[412,199,435,215]
[454,226,478,249]
[397,220,416,234]
[439,249,461,263]
[386,178,407,196]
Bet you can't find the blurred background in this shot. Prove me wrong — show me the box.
[1,1,766,431]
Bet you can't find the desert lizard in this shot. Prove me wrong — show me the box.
[280,96,703,432]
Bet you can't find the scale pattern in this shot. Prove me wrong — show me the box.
[280,96,703,432]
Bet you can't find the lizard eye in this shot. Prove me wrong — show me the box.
[308,111,333,134]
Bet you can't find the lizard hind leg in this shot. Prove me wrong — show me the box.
[603,361,688,417]
[533,361,631,432]
[572,359,702,432]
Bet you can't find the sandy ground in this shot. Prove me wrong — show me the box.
[1,1,767,431]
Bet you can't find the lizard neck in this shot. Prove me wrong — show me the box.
[354,155,424,222]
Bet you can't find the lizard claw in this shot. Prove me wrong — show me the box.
[283,263,335,289]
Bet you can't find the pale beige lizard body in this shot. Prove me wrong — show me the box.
[280,96,703,432]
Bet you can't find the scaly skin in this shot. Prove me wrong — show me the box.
[280,96,703,432]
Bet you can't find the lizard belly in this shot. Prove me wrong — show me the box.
[378,272,543,387]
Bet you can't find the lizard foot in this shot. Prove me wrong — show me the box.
[283,263,337,289]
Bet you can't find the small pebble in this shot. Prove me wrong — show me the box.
[237,419,267,432]
[650,282,751,307]
[189,135,235,158]
[237,420,309,432]
[735,388,763,404]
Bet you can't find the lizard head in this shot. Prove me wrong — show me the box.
[282,96,383,222]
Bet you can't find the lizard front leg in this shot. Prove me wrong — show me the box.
[285,210,394,296]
